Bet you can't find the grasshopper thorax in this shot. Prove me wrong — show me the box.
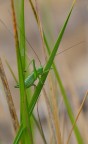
[37,66,43,75]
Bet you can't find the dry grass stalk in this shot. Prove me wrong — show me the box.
[11,0,19,52]
[59,57,88,142]
[35,0,47,62]
[66,91,88,144]
[42,88,57,144]
[29,0,47,62]
[48,72,62,144]
[29,1,58,143]
[0,58,19,133]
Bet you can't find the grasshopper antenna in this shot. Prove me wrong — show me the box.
[56,40,85,56]
[0,18,41,65]
[42,40,85,68]
[0,18,13,37]
[24,32,41,65]
[0,18,85,64]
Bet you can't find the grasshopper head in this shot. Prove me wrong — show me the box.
[37,66,43,75]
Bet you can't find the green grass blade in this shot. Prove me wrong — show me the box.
[14,0,25,69]
[28,0,75,117]
[53,64,84,143]
[13,124,25,144]
[43,4,84,144]
[11,0,25,124]
[13,114,47,144]
[11,1,32,143]
[30,0,83,143]
[30,1,84,143]
[18,1,25,70]
[15,0,33,119]
[4,59,33,144]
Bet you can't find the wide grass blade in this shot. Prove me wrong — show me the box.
[11,0,32,144]
[14,0,25,69]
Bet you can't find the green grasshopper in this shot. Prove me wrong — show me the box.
[15,40,84,89]
[15,59,47,88]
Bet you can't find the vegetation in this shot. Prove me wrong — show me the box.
[0,0,87,144]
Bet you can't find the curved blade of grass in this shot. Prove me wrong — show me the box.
[43,16,84,144]
[43,12,84,144]
[13,1,76,143]
[28,0,75,116]
[28,1,84,143]
[30,0,84,143]
[43,5,84,144]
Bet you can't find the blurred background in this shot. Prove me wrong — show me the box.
[0,0,88,143]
